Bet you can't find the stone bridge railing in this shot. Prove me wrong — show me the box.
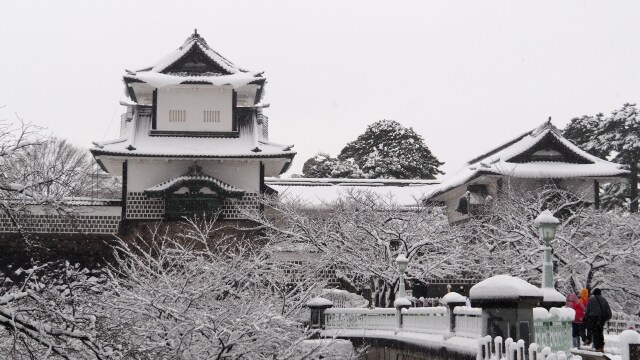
[309,299,573,355]
[608,311,640,334]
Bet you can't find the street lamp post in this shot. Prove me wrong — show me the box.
[394,254,411,329]
[395,254,409,299]
[534,210,560,289]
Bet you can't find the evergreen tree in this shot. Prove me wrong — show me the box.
[563,103,640,212]
[338,120,443,179]
[301,153,364,178]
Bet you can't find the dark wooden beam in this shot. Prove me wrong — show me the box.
[152,89,158,130]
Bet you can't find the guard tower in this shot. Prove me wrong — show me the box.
[91,30,295,224]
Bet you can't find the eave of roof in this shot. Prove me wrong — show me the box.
[145,175,245,198]
[424,121,629,201]
[91,149,296,160]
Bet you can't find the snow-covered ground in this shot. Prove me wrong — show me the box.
[321,329,477,356]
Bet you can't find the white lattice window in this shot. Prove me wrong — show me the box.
[203,110,220,123]
[169,110,186,122]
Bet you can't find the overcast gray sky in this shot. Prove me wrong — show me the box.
[1,1,639,178]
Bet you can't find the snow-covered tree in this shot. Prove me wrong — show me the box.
[5,137,95,200]
[457,182,640,313]
[338,120,443,179]
[0,217,341,359]
[245,191,464,307]
[248,184,640,313]
[564,104,640,212]
[301,153,364,178]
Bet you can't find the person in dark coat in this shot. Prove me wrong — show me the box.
[584,288,612,352]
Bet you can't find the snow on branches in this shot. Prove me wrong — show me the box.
[241,191,464,307]
[301,120,443,180]
[456,182,640,314]
[0,217,339,359]
[564,103,640,212]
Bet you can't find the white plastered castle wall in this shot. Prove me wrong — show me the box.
[125,159,261,220]
[127,159,259,193]
[156,86,233,132]
[441,176,596,223]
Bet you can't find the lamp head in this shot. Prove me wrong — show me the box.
[534,210,560,242]
[395,254,409,273]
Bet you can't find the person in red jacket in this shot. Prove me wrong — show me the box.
[579,288,590,345]
[567,292,586,348]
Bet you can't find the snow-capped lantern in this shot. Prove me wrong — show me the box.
[306,297,334,330]
[534,210,560,244]
[395,254,409,273]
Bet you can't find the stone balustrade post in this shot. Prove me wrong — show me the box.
[440,291,467,333]
[306,297,333,330]
[469,275,543,351]
[394,297,412,330]
[619,329,640,360]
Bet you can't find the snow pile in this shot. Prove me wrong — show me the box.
[440,292,467,305]
[324,308,396,315]
[549,307,575,321]
[394,297,412,308]
[319,289,368,308]
[132,71,263,89]
[533,307,551,320]
[469,275,542,300]
[297,339,355,359]
[541,287,567,303]
[402,307,448,315]
[453,307,482,316]
[533,307,575,321]
[306,297,333,307]
[534,210,560,226]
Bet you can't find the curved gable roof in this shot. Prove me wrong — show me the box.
[424,120,629,201]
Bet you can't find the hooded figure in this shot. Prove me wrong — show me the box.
[566,293,583,348]
[584,288,612,352]
[579,288,590,344]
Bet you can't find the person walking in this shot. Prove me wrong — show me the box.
[566,292,586,348]
[579,288,590,345]
[584,288,612,352]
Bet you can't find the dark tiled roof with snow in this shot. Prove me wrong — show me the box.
[144,165,245,197]
[123,30,264,89]
[424,121,629,201]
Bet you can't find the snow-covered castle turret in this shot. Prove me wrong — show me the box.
[91,30,295,222]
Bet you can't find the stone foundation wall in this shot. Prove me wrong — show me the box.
[126,192,164,219]
[0,211,121,234]
[222,192,260,219]
[126,192,260,220]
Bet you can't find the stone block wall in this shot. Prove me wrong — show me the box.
[125,192,260,220]
[0,212,121,234]
[126,192,165,219]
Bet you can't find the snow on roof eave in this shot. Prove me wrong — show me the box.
[425,122,629,202]
[265,177,440,187]
[124,72,265,90]
[139,34,245,75]
[90,149,297,160]
[144,175,245,197]
[425,165,628,203]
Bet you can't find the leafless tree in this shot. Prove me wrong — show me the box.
[457,181,640,313]
[242,191,466,307]
[0,217,342,359]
